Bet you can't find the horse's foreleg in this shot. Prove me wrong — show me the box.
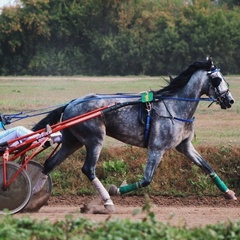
[176,141,237,200]
[109,150,162,195]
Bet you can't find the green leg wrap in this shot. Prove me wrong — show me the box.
[210,172,228,192]
[119,182,142,195]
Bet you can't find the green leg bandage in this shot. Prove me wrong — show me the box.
[119,182,142,194]
[210,172,228,192]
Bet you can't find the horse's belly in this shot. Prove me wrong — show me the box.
[105,119,145,147]
[106,130,145,147]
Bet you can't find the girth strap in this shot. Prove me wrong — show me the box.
[138,102,153,147]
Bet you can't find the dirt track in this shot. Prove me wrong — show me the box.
[16,195,240,228]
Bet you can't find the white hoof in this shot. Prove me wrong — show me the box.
[104,199,115,213]
[225,190,237,200]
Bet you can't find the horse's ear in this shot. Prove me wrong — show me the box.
[206,56,214,69]
[206,56,212,64]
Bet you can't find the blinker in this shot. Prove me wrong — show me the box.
[208,68,222,88]
[211,77,221,88]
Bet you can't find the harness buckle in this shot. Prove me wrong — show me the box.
[145,102,152,114]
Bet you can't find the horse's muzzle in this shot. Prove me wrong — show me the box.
[219,91,235,109]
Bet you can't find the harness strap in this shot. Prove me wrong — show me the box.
[173,116,195,123]
[143,103,152,147]
[153,100,195,124]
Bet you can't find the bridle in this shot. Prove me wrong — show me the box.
[208,68,230,107]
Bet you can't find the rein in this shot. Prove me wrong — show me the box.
[94,92,215,103]
[0,94,214,124]
[155,96,215,102]
[0,92,215,129]
[0,92,215,148]
[0,104,67,128]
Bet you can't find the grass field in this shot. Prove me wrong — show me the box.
[0,75,239,147]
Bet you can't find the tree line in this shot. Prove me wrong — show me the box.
[0,0,239,76]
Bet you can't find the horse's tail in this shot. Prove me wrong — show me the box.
[32,104,68,131]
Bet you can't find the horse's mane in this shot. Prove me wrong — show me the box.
[155,59,213,96]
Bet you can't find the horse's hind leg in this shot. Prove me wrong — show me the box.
[33,128,83,195]
[176,140,237,200]
[82,143,115,212]
[32,141,82,195]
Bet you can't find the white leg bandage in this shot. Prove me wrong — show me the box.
[32,173,48,195]
[91,177,111,201]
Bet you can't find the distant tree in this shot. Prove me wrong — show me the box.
[218,0,240,7]
[0,0,239,75]
[0,0,50,74]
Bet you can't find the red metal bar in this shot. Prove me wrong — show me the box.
[48,109,104,133]
[1,104,114,189]
[2,149,9,189]
[41,104,112,133]
[5,105,112,148]
[3,138,49,189]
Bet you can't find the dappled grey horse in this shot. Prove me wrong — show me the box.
[32,58,236,212]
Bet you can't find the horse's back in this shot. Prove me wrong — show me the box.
[62,95,146,147]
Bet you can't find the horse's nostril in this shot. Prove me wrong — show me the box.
[230,99,234,104]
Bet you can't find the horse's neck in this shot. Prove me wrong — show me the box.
[171,71,208,118]
[180,71,207,99]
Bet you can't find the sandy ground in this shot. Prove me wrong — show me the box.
[15,195,240,228]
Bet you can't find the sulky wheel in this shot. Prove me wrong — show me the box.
[21,160,52,212]
[26,160,52,194]
[0,161,32,214]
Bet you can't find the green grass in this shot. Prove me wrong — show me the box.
[0,76,163,110]
[1,199,240,239]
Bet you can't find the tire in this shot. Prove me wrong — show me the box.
[0,161,32,214]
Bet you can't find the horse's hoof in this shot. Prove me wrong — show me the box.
[224,190,237,200]
[104,199,115,213]
[109,185,119,196]
[32,173,48,195]
[20,189,50,213]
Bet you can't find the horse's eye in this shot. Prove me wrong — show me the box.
[211,77,221,88]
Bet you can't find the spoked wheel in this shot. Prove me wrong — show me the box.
[0,161,32,214]
[21,160,53,212]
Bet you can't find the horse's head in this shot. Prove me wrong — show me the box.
[207,62,234,109]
